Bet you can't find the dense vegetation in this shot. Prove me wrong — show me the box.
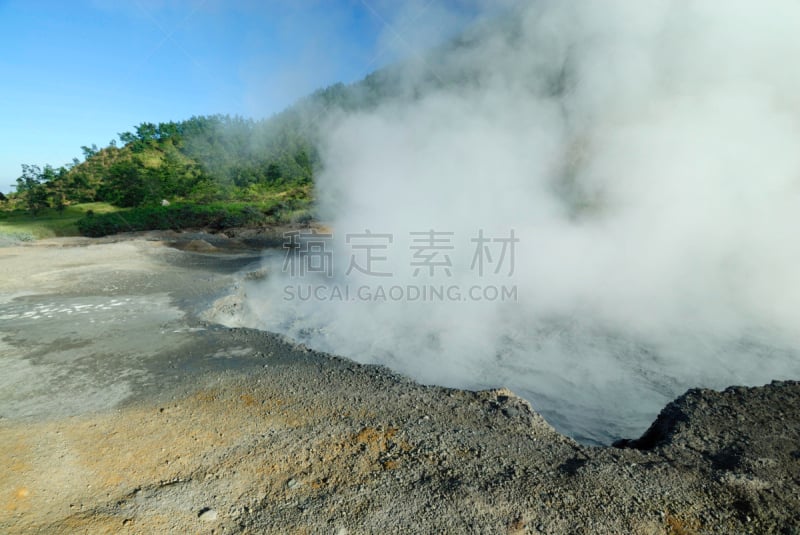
[0,13,527,238]
[11,113,315,204]
[76,198,311,238]
[0,111,321,236]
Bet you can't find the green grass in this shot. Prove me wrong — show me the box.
[0,193,312,240]
[0,203,121,239]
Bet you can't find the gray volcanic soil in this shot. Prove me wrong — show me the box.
[0,233,798,534]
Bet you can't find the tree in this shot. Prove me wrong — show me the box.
[81,144,99,160]
[136,122,157,139]
[98,160,151,207]
[118,131,136,145]
[265,162,282,183]
[46,167,70,212]
[15,164,49,215]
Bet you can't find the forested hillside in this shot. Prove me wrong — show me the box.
[3,72,396,217]
[9,114,315,212]
[1,10,530,237]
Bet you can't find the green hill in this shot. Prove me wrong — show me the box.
[1,10,533,237]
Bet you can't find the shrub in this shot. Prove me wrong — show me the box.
[75,201,309,237]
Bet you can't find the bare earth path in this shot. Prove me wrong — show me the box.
[0,234,798,533]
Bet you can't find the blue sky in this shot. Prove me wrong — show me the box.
[0,0,489,193]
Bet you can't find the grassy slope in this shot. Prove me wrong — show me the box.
[0,188,312,240]
[0,203,120,239]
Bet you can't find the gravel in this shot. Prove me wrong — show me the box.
[0,233,797,534]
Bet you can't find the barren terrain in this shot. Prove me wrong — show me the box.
[1,234,798,534]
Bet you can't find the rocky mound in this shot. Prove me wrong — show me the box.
[1,328,798,534]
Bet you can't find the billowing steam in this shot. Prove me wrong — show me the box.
[242,0,800,443]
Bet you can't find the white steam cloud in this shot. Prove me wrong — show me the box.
[243,0,800,443]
